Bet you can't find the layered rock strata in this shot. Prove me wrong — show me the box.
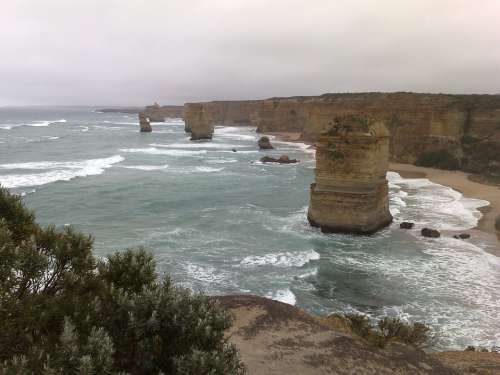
[138,112,152,132]
[182,93,500,181]
[307,116,393,234]
[185,104,214,140]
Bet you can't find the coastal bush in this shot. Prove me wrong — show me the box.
[415,149,460,170]
[0,187,245,375]
[340,313,431,349]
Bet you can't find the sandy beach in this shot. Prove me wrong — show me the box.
[390,163,500,246]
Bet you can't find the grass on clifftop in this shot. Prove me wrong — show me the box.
[0,187,245,375]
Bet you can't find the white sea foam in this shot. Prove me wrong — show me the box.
[120,147,207,156]
[266,289,297,305]
[214,126,258,141]
[0,119,66,130]
[0,155,123,188]
[240,249,320,268]
[79,126,89,132]
[195,166,224,172]
[205,158,238,164]
[387,171,489,230]
[151,142,244,149]
[121,164,169,171]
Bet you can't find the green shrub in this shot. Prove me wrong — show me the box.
[415,149,460,170]
[0,187,245,375]
[341,314,431,349]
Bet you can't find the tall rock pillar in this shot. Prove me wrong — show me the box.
[138,112,152,132]
[186,104,214,140]
[308,115,392,234]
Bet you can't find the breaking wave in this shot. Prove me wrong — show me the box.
[0,155,123,188]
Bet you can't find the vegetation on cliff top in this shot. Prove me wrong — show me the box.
[328,313,431,349]
[0,187,245,375]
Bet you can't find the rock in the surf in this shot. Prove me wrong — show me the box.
[138,112,152,132]
[258,136,274,149]
[260,155,298,164]
[307,115,393,234]
[421,228,441,238]
[453,233,471,239]
[400,222,415,229]
[496,215,500,231]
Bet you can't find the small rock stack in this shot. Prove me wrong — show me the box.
[308,115,393,234]
[258,136,274,149]
[138,112,152,132]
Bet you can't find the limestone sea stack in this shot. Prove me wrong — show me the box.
[186,103,214,140]
[138,112,152,132]
[308,115,393,234]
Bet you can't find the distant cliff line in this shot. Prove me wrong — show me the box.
[184,92,500,182]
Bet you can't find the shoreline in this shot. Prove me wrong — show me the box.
[265,131,500,250]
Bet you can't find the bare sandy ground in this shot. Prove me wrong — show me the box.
[219,295,462,375]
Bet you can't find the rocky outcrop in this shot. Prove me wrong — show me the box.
[307,116,393,234]
[183,93,500,182]
[400,222,415,229]
[138,112,152,132]
[421,228,441,238]
[260,155,298,164]
[258,136,274,149]
[185,104,213,140]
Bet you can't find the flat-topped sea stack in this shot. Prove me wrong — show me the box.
[138,112,152,132]
[308,115,393,234]
[185,103,214,140]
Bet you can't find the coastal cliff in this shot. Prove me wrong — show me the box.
[308,116,393,234]
[99,103,184,119]
[182,93,500,182]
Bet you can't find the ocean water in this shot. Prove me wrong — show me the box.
[1,106,499,350]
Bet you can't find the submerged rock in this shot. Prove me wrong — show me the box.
[421,228,441,238]
[138,112,152,132]
[400,222,415,229]
[308,115,393,234]
[258,136,274,149]
[260,155,298,164]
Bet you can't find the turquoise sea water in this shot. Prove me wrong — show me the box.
[1,106,499,350]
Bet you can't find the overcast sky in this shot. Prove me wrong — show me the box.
[1,0,499,106]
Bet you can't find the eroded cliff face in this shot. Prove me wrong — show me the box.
[183,93,500,181]
[307,116,393,234]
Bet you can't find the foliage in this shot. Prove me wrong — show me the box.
[415,149,460,170]
[0,188,245,374]
[341,313,431,349]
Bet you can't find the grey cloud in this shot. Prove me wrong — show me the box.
[1,0,499,105]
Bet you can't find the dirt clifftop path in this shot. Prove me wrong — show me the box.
[218,295,500,375]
